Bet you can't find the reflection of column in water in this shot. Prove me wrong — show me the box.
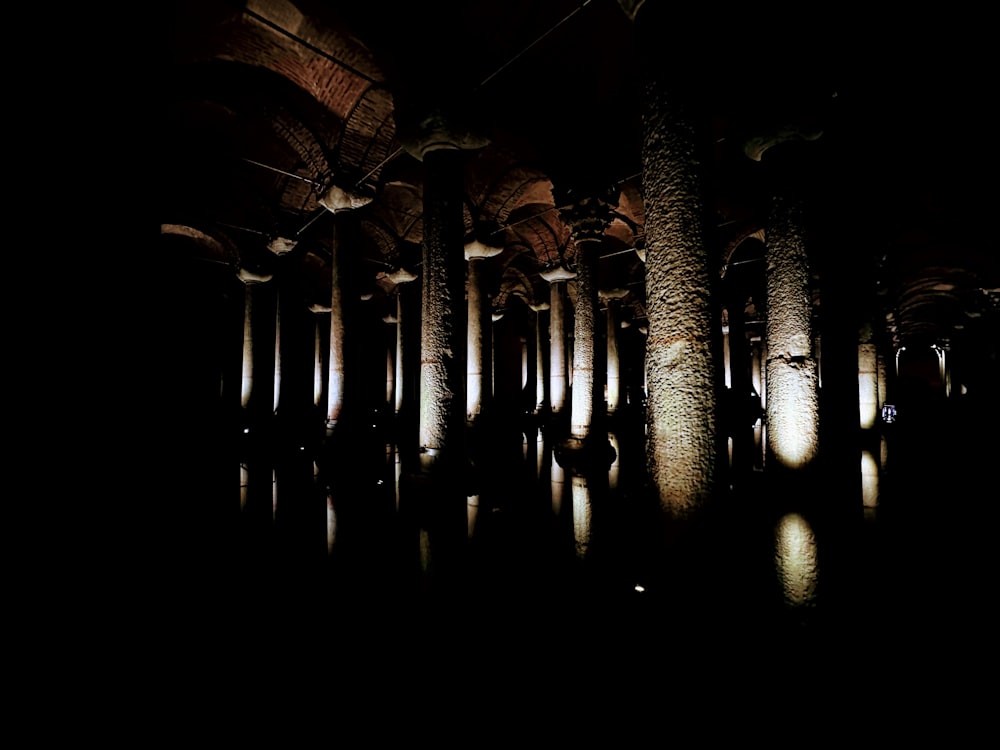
[419,528,432,575]
[550,451,565,517]
[571,473,592,559]
[326,489,336,556]
[774,512,818,608]
[240,463,249,512]
[533,430,545,480]
[271,467,277,523]
[861,449,879,521]
[388,443,401,513]
[608,431,620,491]
[467,494,480,540]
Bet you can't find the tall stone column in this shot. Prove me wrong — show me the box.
[320,187,373,437]
[237,267,275,429]
[539,270,575,416]
[601,290,628,417]
[530,301,550,415]
[726,293,756,485]
[465,239,503,423]
[397,109,486,590]
[637,73,720,520]
[561,191,617,445]
[763,167,820,473]
[417,145,468,472]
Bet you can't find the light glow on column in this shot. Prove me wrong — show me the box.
[467,494,480,540]
[774,512,818,608]
[271,468,278,523]
[859,342,879,430]
[571,473,592,560]
[314,321,324,407]
[241,289,254,408]
[608,431,621,490]
[240,463,249,512]
[766,358,819,469]
[326,491,337,555]
[861,449,879,520]
[550,452,565,517]
[273,297,281,413]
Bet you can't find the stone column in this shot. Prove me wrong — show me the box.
[530,301,550,415]
[400,110,487,590]
[465,239,503,423]
[763,166,820,473]
[417,145,468,473]
[561,191,617,445]
[601,290,628,417]
[539,269,575,416]
[637,71,720,520]
[237,267,275,428]
[320,186,373,437]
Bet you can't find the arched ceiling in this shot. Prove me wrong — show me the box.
[161,0,998,355]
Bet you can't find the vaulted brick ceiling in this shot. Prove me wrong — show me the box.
[161,0,997,357]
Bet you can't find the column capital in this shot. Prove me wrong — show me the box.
[599,287,629,301]
[464,239,504,260]
[539,263,577,283]
[616,0,647,22]
[237,266,273,284]
[743,122,823,163]
[399,107,489,161]
[558,187,620,244]
[319,184,374,213]
[382,266,419,285]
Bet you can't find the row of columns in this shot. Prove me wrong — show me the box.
[227,1,908,598]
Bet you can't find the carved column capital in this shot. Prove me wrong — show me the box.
[558,187,620,244]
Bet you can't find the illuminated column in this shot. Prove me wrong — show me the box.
[540,269,576,415]
[466,239,503,422]
[309,307,328,413]
[530,301,549,414]
[637,71,719,519]
[764,186,819,472]
[751,335,765,470]
[560,190,617,443]
[413,137,476,475]
[237,267,275,424]
[602,290,627,416]
[319,186,373,437]
[858,341,879,431]
[727,295,756,482]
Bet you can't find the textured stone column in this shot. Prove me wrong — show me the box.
[640,77,720,519]
[540,270,575,415]
[561,192,617,443]
[569,240,600,441]
[466,239,503,423]
[764,190,819,471]
[418,146,468,472]
[858,340,879,431]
